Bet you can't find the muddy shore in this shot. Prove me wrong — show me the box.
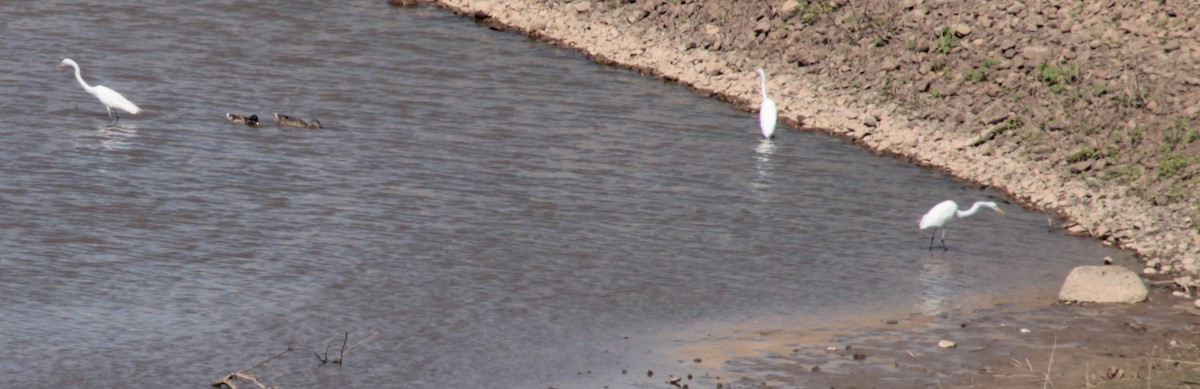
[396,0,1200,386]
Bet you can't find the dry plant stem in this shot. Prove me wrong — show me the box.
[1147,346,1155,389]
[315,335,337,363]
[212,346,294,389]
[338,332,349,363]
[1043,336,1057,389]
[335,331,380,364]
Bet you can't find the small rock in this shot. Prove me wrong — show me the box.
[812,365,821,372]
[1006,2,1026,15]
[754,19,771,33]
[1021,46,1052,63]
[952,23,972,37]
[825,346,838,351]
[1173,291,1188,298]
[1020,328,1032,333]
[938,339,957,349]
[861,114,878,128]
[1103,256,1114,265]
[1046,120,1069,131]
[779,0,802,20]
[1194,299,1200,309]
[1144,267,1158,275]
[981,112,1011,125]
[852,353,867,360]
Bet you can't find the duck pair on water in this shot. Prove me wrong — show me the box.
[226,113,322,129]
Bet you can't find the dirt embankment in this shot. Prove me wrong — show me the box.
[411,0,1200,275]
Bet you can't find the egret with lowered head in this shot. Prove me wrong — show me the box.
[919,200,1005,251]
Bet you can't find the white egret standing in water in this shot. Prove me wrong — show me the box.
[56,58,141,121]
[919,200,1005,251]
[756,68,777,139]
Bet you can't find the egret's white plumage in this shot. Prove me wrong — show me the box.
[918,200,1005,251]
[756,68,777,139]
[57,58,141,121]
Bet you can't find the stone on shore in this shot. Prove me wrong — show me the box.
[1058,266,1148,303]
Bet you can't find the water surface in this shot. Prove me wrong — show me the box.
[0,1,1129,387]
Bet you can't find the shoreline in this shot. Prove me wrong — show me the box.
[421,0,1198,275]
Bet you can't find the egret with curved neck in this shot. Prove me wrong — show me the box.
[918,200,1005,251]
[757,68,777,139]
[56,58,141,121]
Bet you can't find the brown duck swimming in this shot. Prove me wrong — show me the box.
[274,113,322,129]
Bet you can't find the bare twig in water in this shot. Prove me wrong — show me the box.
[315,335,337,363]
[212,346,294,389]
[337,332,349,363]
[316,331,380,365]
[1043,336,1057,389]
[335,331,380,364]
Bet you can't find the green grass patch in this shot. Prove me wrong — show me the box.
[1157,153,1191,178]
[797,1,835,25]
[1129,126,1145,146]
[1065,147,1098,163]
[1101,163,1142,184]
[935,26,958,54]
[965,58,997,83]
[1035,62,1080,94]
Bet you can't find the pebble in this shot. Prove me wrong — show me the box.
[1194,299,1200,309]
[937,339,957,349]
[826,346,838,351]
[1019,328,1031,333]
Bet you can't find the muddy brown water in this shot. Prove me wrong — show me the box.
[0,1,1132,387]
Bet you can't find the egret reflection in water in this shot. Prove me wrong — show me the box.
[72,125,138,151]
[752,140,776,192]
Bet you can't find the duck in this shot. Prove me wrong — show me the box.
[274,113,323,129]
[226,113,261,128]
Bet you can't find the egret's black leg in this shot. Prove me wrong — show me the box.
[940,228,948,251]
[928,228,937,251]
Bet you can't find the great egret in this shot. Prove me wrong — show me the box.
[56,58,141,121]
[919,200,1005,251]
[757,68,777,139]
[274,113,322,129]
[226,113,261,128]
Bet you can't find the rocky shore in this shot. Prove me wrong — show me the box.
[415,0,1199,275]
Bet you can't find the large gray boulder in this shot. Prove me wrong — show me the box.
[1059,266,1148,303]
